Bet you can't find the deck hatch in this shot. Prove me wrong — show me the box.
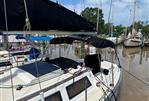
[47,57,79,70]
[20,61,59,77]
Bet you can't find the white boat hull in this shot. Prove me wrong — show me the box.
[124,38,141,47]
[106,37,124,44]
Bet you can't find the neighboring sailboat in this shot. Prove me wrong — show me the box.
[105,0,124,45]
[123,0,145,47]
[124,29,143,47]
[106,33,125,44]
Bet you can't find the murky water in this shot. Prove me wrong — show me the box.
[47,44,149,101]
[117,46,149,101]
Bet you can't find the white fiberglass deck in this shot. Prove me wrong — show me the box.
[0,60,121,101]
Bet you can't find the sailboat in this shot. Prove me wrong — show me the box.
[0,34,122,101]
[106,33,125,45]
[105,0,124,45]
[0,0,122,101]
[123,1,144,47]
[124,29,143,47]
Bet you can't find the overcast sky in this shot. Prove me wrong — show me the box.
[50,0,149,26]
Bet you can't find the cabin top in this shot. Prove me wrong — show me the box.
[0,50,9,55]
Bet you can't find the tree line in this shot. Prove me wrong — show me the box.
[80,7,149,37]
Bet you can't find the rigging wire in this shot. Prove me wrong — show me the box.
[33,50,42,90]
[3,0,15,100]
[82,0,85,10]
[108,0,113,24]
[100,85,110,100]
[95,75,117,101]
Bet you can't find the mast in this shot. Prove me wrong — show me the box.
[3,0,9,50]
[96,0,103,34]
[96,8,100,34]
[132,0,136,32]
[111,0,114,37]
[108,0,113,37]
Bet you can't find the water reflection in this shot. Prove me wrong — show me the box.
[122,47,149,64]
[119,47,149,101]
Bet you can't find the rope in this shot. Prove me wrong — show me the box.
[82,0,85,10]
[23,0,31,31]
[23,18,31,31]
[3,0,15,100]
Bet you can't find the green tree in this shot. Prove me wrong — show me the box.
[114,25,125,36]
[80,7,104,34]
[128,21,143,32]
[103,23,112,35]
[134,21,144,31]
[142,24,149,36]
[127,21,148,36]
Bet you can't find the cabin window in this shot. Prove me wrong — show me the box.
[66,77,91,99]
[44,91,62,101]
[0,61,11,67]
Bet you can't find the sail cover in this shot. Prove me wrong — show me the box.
[0,0,95,31]
[50,34,115,48]
[16,34,53,41]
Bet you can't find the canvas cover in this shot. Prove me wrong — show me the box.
[0,0,95,31]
